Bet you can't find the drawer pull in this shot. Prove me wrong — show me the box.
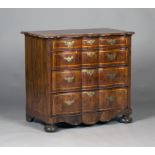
[64,56,74,63]
[107,73,117,80]
[107,39,117,45]
[86,51,96,58]
[64,76,75,83]
[64,40,75,48]
[64,99,75,106]
[86,91,95,97]
[106,96,116,103]
[107,53,116,61]
[86,39,95,45]
[85,69,95,76]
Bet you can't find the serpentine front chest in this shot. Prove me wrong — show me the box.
[22,28,134,132]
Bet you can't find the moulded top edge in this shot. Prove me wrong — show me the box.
[21,28,135,39]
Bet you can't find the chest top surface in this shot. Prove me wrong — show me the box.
[21,28,134,38]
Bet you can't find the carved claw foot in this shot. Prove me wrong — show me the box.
[117,115,132,123]
[26,115,34,122]
[44,124,58,132]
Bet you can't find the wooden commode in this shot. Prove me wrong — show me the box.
[21,28,134,132]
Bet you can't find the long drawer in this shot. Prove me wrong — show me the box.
[50,48,128,69]
[51,66,128,92]
[51,88,128,115]
[50,36,128,51]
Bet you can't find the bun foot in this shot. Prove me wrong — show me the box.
[44,124,58,132]
[117,115,132,123]
[26,115,34,122]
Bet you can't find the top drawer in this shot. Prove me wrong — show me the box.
[51,36,128,51]
[99,36,128,48]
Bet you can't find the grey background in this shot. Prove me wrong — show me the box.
[0,8,155,146]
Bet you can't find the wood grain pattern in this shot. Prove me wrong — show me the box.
[82,37,99,49]
[23,28,134,131]
[22,28,134,38]
[82,69,98,89]
[82,113,98,124]
[99,48,128,65]
[99,36,127,47]
[51,88,127,115]
[98,67,128,87]
[82,50,98,67]
[51,50,81,69]
[82,90,99,112]
[50,108,131,125]
[52,92,81,115]
[99,88,128,110]
[51,70,81,92]
[25,35,50,122]
[52,38,82,50]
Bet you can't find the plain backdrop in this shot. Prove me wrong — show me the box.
[0,8,155,146]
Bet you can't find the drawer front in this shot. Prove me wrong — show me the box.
[51,36,128,50]
[82,50,98,67]
[82,37,99,49]
[52,38,81,50]
[52,92,81,115]
[82,90,98,112]
[51,51,81,69]
[99,36,128,47]
[99,67,128,87]
[99,88,128,110]
[82,69,98,89]
[52,70,81,92]
[99,49,128,65]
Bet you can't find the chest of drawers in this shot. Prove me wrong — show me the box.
[22,28,134,132]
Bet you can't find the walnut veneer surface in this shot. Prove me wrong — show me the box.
[22,28,134,132]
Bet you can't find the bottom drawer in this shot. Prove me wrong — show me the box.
[51,88,128,115]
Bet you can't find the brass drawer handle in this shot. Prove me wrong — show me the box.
[86,91,95,97]
[106,96,116,103]
[107,53,116,61]
[86,51,96,58]
[107,73,117,80]
[64,40,75,48]
[64,99,75,106]
[64,76,75,83]
[64,56,74,63]
[85,69,95,76]
[107,39,117,45]
[86,39,95,45]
